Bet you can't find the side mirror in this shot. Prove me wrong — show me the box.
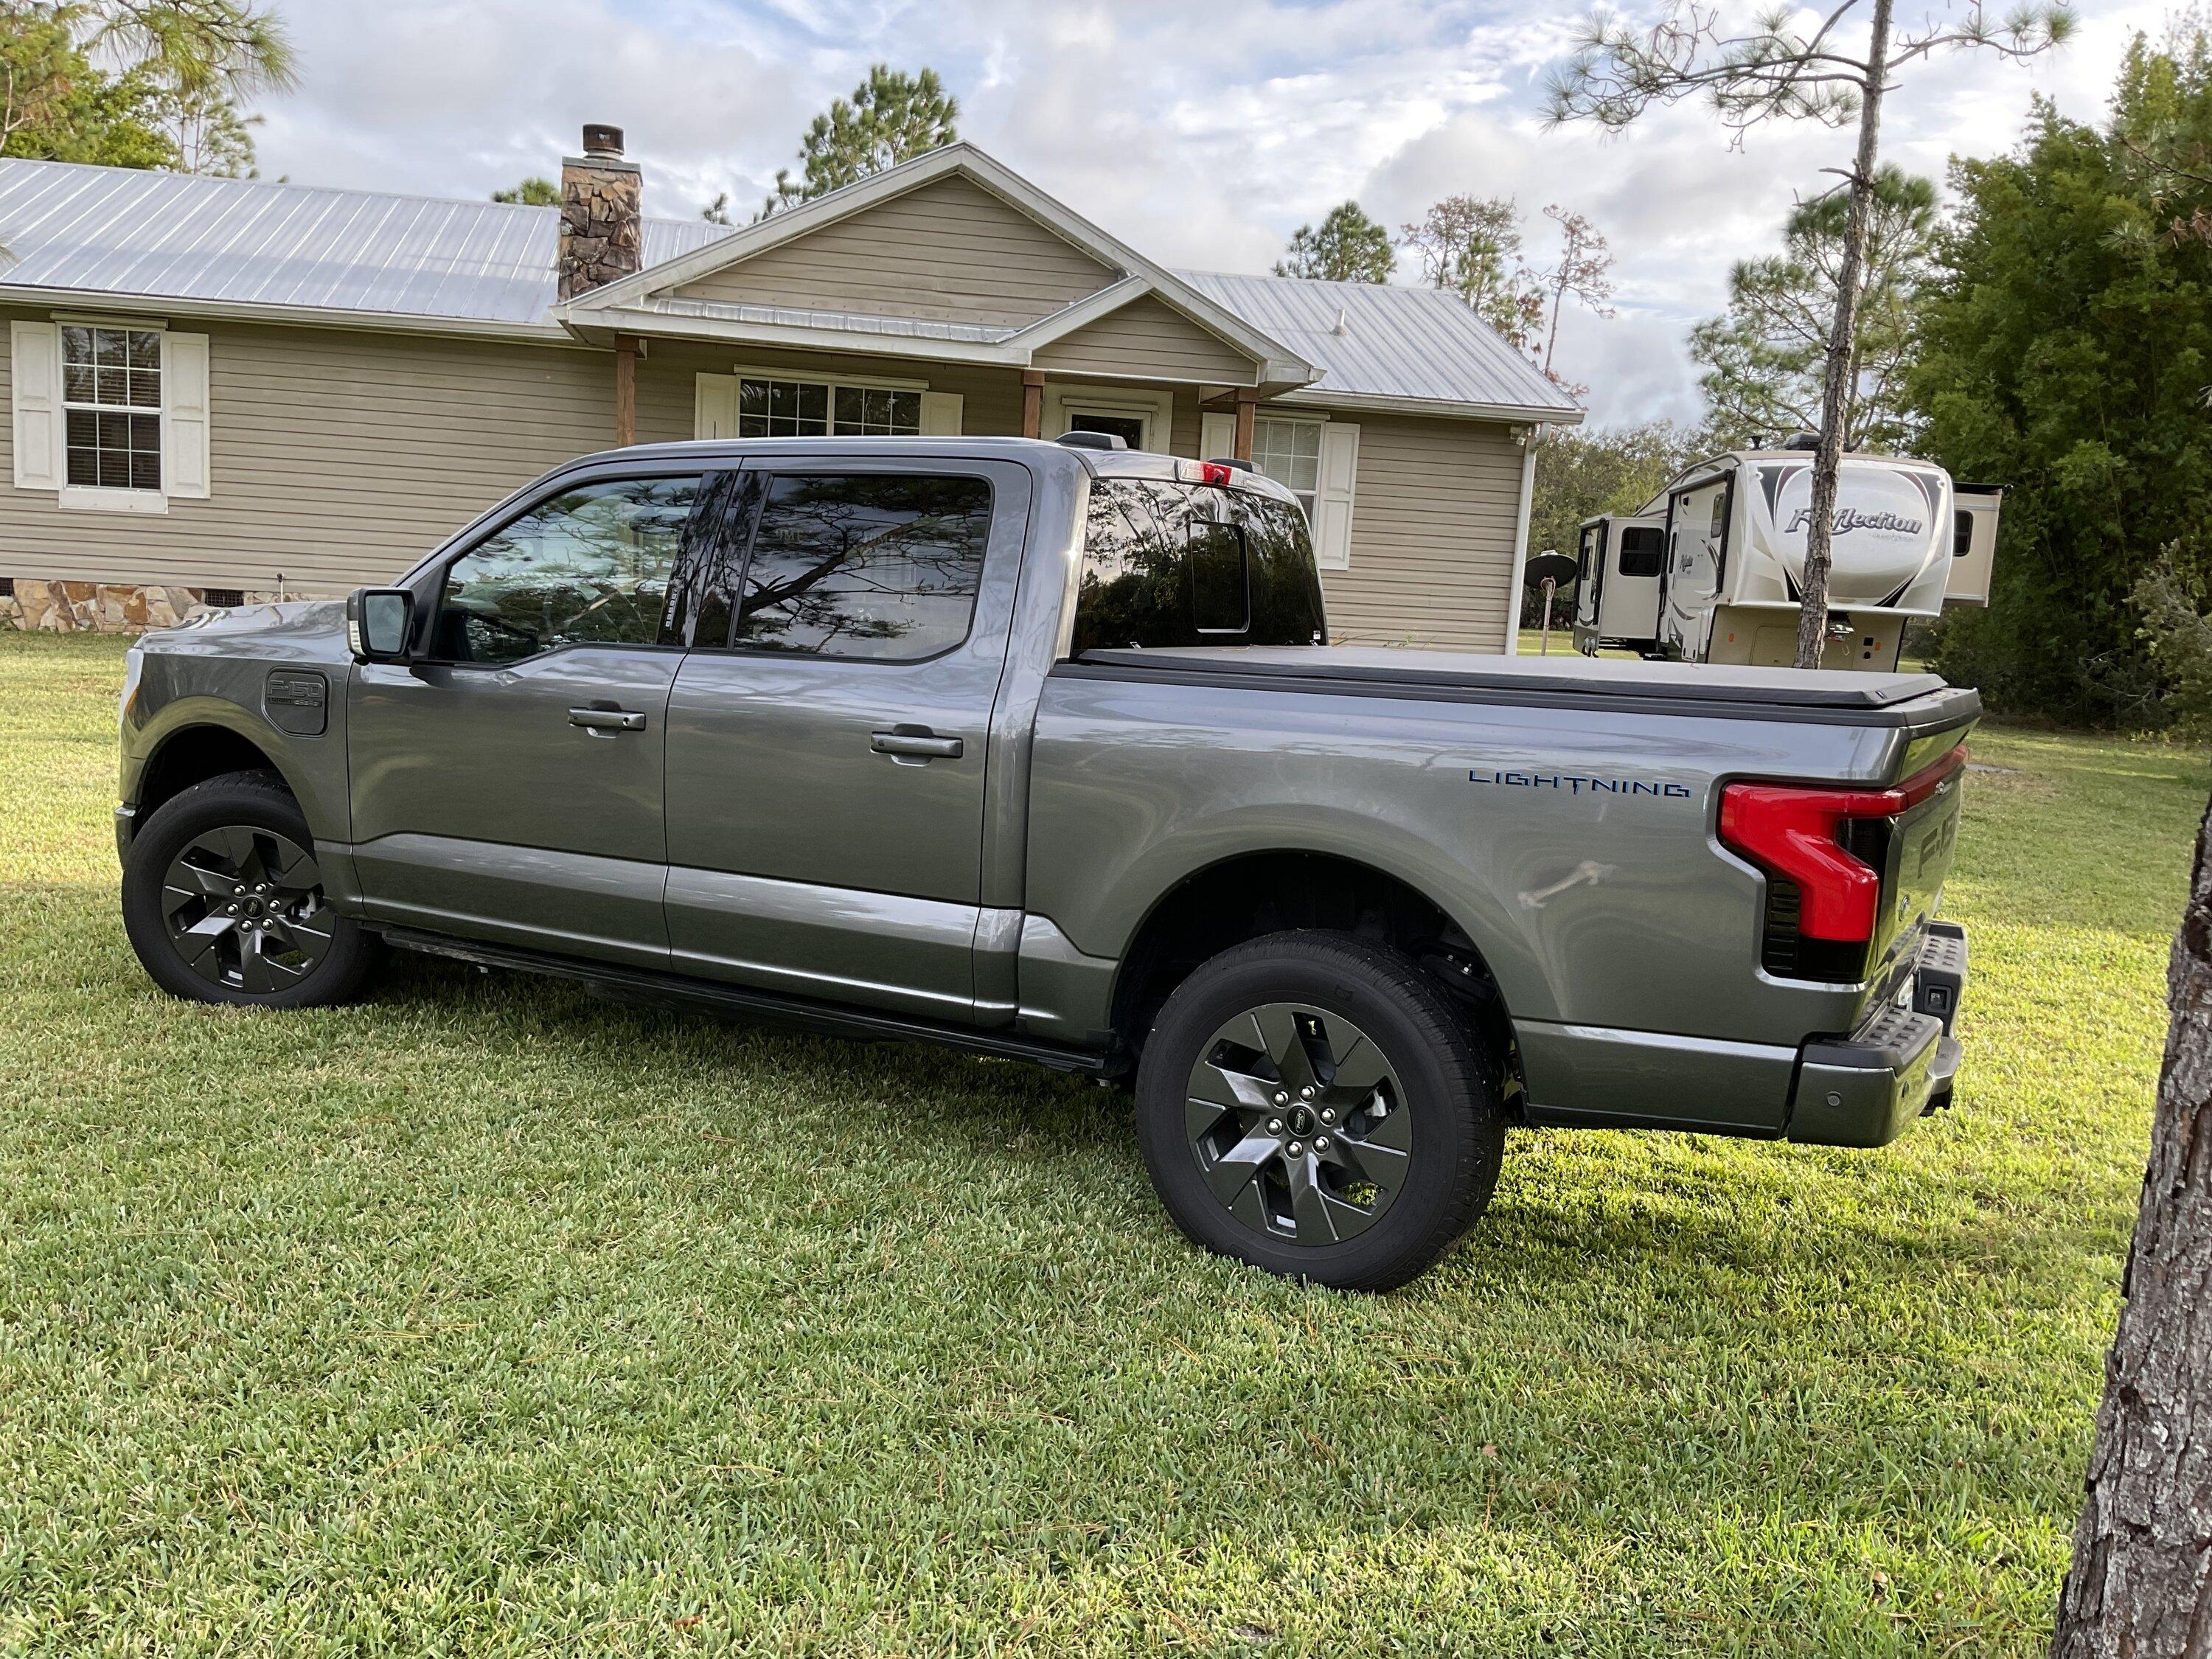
[346,587,414,663]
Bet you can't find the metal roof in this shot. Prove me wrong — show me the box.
[1175,268,1580,417]
[0,157,1583,416]
[0,159,726,326]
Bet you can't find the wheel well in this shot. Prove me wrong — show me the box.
[1110,852,1513,1069]
[135,726,283,819]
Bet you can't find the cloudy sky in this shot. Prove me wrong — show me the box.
[252,0,2170,425]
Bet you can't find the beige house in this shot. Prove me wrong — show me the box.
[0,133,1581,647]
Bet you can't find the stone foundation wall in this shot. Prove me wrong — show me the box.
[0,580,276,633]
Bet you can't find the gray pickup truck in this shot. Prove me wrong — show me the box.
[116,435,1975,1289]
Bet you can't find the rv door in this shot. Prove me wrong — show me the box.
[1946,484,2003,607]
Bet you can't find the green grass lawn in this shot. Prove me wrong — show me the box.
[0,629,2199,1656]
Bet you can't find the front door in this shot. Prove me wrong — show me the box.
[349,470,714,966]
[662,461,1029,1021]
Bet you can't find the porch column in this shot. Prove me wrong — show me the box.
[1233,386,1259,462]
[1021,370,1046,440]
[613,334,639,447]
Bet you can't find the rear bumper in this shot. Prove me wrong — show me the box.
[1787,922,1968,1147]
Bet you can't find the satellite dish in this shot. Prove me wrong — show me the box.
[1523,549,1579,589]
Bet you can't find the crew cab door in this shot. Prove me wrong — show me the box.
[347,467,722,965]
[661,459,1030,1022]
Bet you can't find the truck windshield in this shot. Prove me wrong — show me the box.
[1071,478,1328,654]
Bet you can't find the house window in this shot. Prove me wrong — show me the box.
[1251,417,1321,519]
[737,375,920,439]
[63,326,162,493]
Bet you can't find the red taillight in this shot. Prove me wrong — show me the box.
[1719,745,1967,942]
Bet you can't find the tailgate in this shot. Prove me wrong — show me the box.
[1868,741,1969,978]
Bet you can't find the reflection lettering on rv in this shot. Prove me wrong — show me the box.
[1470,769,1694,798]
[1783,506,1925,536]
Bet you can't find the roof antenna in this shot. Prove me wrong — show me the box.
[1331,307,1347,335]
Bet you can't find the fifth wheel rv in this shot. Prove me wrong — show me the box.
[1572,443,2003,670]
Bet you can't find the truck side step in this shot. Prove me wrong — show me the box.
[369,924,1121,1077]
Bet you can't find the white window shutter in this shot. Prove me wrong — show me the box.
[161,332,210,499]
[919,390,964,436]
[1199,411,1236,462]
[11,320,63,491]
[695,373,738,439]
[1313,420,1359,570]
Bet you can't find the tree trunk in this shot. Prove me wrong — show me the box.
[1795,0,1893,670]
[2051,792,2212,1657]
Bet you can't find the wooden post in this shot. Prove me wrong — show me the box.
[613,334,638,447]
[1234,387,1259,462]
[1021,370,1046,441]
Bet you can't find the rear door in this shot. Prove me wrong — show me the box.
[661,459,1032,1022]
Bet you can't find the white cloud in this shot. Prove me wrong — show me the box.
[254,0,2174,424]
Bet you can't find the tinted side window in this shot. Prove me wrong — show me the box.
[1071,479,1326,654]
[732,473,991,660]
[1953,509,1973,557]
[1617,526,1665,578]
[435,475,700,664]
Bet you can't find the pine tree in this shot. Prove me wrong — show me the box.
[1692,167,1936,451]
[1273,202,1394,284]
[759,65,957,220]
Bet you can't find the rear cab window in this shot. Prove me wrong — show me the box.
[1071,478,1327,655]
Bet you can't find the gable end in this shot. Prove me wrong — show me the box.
[666,174,1119,330]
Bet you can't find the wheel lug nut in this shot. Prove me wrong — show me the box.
[1299,1088,1314,1101]
[1267,1118,1283,1134]
[1287,1141,1304,1156]
[227,903,239,914]
[1321,1108,1336,1124]
[1315,1135,1331,1152]
[1273,1091,1288,1107]
[233,886,245,897]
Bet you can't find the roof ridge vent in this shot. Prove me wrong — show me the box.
[1332,307,1347,335]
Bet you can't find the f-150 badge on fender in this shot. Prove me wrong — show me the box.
[1470,769,1693,798]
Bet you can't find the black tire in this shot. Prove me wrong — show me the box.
[121,769,383,1009]
[1134,930,1505,1291]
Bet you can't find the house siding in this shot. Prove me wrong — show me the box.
[0,307,616,592]
[0,309,1531,656]
[634,341,1026,444]
[1030,295,1257,385]
[667,175,1119,330]
[1320,414,1525,653]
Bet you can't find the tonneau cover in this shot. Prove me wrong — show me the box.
[1076,645,1950,711]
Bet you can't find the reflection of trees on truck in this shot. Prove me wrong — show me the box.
[1073,479,1327,655]
[733,474,993,658]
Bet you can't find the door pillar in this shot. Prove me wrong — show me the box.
[1234,386,1259,462]
[1021,370,1046,441]
[614,334,640,446]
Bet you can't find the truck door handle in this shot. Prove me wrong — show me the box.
[870,728,963,760]
[569,706,647,733]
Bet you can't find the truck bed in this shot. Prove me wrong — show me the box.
[1072,645,1979,726]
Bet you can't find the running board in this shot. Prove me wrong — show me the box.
[370,925,1121,1077]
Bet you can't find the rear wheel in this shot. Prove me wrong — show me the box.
[122,770,383,1008]
[1134,931,1505,1290]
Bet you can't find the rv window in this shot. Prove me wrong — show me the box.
[1709,495,1725,538]
[1618,526,1665,578]
[1953,509,1973,558]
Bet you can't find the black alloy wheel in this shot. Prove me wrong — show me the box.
[1184,1001,1411,1246]
[122,769,383,1008]
[1135,931,1505,1291]
[158,824,336,995]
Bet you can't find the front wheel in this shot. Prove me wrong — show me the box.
[121,770,383,1008]
[1134,931,1506,1291]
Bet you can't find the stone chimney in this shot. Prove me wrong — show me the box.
[557,123,641,301]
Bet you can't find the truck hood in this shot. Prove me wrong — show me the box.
[136,598,352,668]
[140,598,347,650]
